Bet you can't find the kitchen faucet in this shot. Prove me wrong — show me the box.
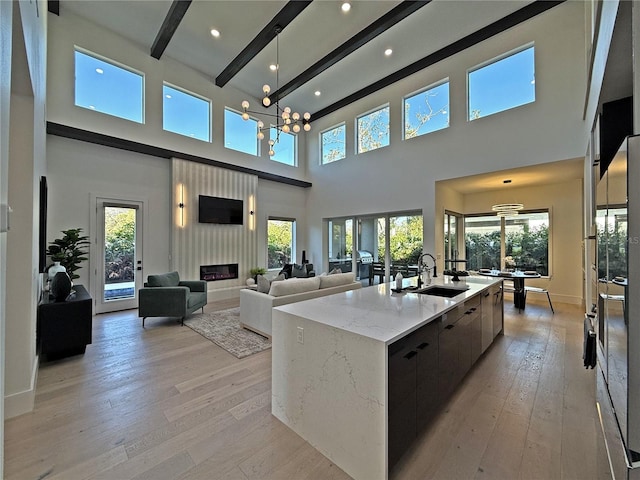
[417,253,437,287]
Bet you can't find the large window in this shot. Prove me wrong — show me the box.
[465,210,549,275]
[468,45,535,121]
[74,49,144,123]
[327,211,422,282]
[357,105,390,154]
[224,108,259,156]
[321,123,346,164]
[268,219,295,270]
[465,215,502,271]
[269,128,296,166]
[163,84,211,142]
[404,80,449,140]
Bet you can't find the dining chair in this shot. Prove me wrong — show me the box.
[524,285,554,313]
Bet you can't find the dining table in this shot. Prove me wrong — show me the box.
[477,269,541,311]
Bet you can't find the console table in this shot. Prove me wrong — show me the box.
[37,284,92,360]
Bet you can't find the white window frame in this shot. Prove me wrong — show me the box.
[223,107,260,156]
[356,103,390,154]
[162,82,212,142]
[74,47,145,124]
[467,43,535,121]
[403,78,450,140]
[320,122,347,164]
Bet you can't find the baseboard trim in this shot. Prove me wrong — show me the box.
[4,355,38,419]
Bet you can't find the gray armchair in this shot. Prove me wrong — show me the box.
[138,271,207,327]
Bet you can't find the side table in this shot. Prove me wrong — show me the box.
[37,284,92,360]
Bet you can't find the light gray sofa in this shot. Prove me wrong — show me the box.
[240,272,362,337]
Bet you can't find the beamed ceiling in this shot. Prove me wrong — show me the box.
[50,0,565,122]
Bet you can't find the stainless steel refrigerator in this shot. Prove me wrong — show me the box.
[595,134,640,479]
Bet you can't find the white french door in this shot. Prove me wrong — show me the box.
[94,198,144,313]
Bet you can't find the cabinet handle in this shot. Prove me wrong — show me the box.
[445,324,455,330]
[470,307,477,311]
[417,342,429,350]
[484,292,490,297]
[404,351,417,359]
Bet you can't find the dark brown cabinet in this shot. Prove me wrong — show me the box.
[388,287,503,470]
[37,284,92,360]
[388,319,439,468]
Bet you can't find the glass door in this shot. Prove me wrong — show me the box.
[95,199,143,313]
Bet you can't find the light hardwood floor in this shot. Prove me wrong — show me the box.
[4,295,611,480]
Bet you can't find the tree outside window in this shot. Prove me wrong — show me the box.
[321,124,346,164]
[268,219,295,269]
[404,81,449,139]
[357,105,389,154]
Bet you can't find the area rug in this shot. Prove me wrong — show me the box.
[184,307,271,358]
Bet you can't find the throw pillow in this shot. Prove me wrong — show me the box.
[257,273,285,293]
[291,264,306,278]
[147,271,180,287]
[328,268,342,275]
[256,274,271,293]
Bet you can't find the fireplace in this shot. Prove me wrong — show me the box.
[200,263,239,281]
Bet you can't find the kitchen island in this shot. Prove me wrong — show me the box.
[271,275,503,480]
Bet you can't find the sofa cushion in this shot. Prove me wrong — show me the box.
[319,272,355,289]
[269,276,321,297]
[147,271,180,287]
[257,273,285,293]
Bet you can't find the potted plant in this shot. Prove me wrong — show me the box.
[249,267,267,283]
[47,228,90,280]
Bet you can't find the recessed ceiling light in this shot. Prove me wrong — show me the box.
[384,48,393,56]
[341,2,351,12]
[210,29,220,38]
[165,94,172,99]
[315,91,321,96]
[269,64,278,71]
[95,68,104,74]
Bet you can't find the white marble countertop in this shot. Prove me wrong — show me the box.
[275,275,503,345]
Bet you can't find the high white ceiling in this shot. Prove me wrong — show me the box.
[57,0,537,117]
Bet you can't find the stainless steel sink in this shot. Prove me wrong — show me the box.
[414,285,468,298]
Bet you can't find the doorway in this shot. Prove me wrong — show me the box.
[94,198,143,313]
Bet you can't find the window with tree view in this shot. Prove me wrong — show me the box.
[404,80,449,140]
[465,211,549,275]
[468,45,535,121]
[357,105,389,153]
[321,124,346,164]
[268,219,295,270]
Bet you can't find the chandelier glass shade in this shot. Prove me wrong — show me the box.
[491,203,524,217]
[240,27,310,156]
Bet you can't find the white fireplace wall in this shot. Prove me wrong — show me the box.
[171,158,257,298]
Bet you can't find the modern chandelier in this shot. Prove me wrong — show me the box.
[240,26,311,157]
[491,203,524,217]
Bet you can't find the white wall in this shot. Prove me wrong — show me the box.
[462,178,584,305]
[3,0,48,420]
[304,2,588,270]
[0,0,12,471]
[171,159,257,298]
[46,136,172,295]
[46,9,309,184]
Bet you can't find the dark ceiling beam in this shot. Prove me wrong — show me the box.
[48,1,60,15]
[150,0,193,60]
[312,0,565,122]
[270,0,430,104]
[46,122,312,188]
[215,1,313,88]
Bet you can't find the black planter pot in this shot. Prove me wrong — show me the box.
[50,271,72,301]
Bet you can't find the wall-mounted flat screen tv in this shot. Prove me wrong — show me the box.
[198,195,243,225]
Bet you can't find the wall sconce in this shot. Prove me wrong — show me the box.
[177,183,186,227]
[249,195,256,231]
